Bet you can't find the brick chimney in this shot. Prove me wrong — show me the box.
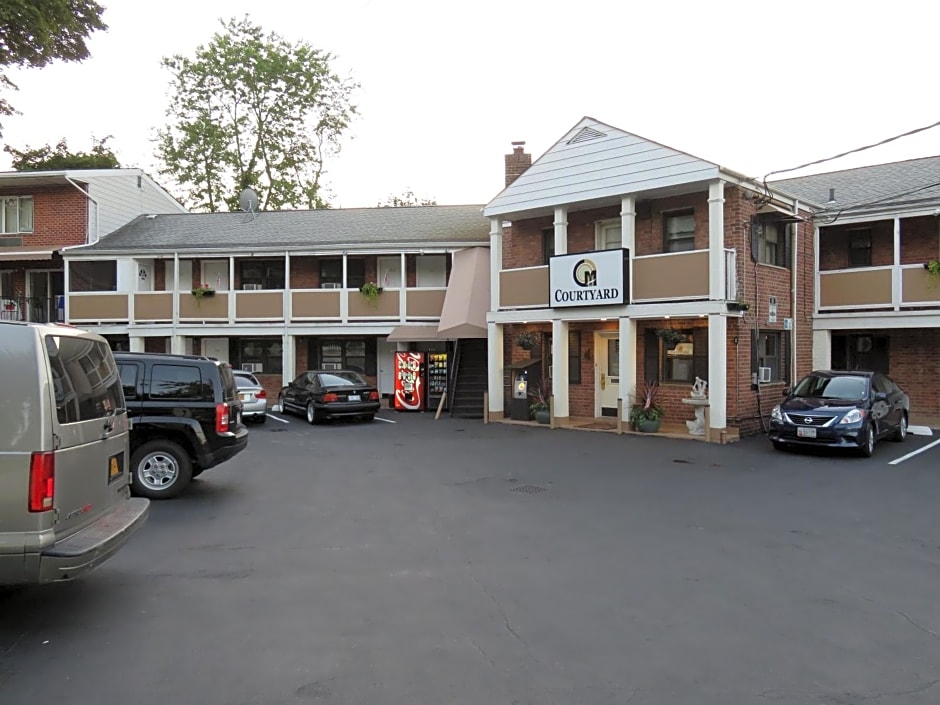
[505,141,532,187]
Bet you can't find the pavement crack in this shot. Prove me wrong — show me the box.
[895,610,940,639]
[468,637,500,673]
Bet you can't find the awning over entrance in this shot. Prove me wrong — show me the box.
[0,248,55,261]
[386,325,445,342]
[436,247,489,339]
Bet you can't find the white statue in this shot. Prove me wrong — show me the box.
[691,376,708,399]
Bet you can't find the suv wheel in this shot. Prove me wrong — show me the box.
[131,440,193,499]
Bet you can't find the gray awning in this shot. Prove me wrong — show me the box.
[436,247,489,339]
[386,325,444,342]
[0,248,55,261]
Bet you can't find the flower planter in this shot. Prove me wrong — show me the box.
[533,409,550,425]
[634,417,661,433]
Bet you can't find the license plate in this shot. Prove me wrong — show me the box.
[239,393,249,401]
[348,394,361,402]
[797,426,817,438]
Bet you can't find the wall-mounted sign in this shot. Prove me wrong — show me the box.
[548,249,629,308]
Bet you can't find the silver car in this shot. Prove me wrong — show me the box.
[234,370,268,423]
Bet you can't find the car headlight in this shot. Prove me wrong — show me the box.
[771,405,783,422]
[839,408,866,424]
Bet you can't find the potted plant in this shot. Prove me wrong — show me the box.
[726,299,750,312]
[529,376,551,424]
[515,330,539,352]
[629,380,664,432]
[924,260,940,288]
[191,283,216,300]
[359,281,383,304]
[655,328,684,350]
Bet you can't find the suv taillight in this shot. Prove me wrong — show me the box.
[29,451,55,512]
[216,403,230,433]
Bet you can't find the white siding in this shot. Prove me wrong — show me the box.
[484,118,720,217]
[85,171,185,241]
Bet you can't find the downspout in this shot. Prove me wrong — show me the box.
[791,199,800,385]
[65,175,100,243]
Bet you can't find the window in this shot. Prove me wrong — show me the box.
[544,331,582,385]
[45,335,123,423]
[756,219,788,267]
[2,196,33,234]
[596,221,622,250]
[315,338,375,375]
[236,338,284,374]
[757,331,781,381]
[848,229,872,268]
[664,212,695,253]
[542,228,555,265]
[150,364,207,400]
[662,330,695,383]
[1,270,12,298]
[69,261,117,292]
[239,259,285,290]
[117,362,141,399]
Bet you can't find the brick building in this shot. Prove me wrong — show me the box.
[0,169,185,324]
[484,117,816,438]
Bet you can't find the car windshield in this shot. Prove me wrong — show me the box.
[792,374,868,401]
[235,375,259,389]
[317,371,367,387]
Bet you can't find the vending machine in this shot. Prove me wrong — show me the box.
[425,351,449,411]
[394,351,425,411]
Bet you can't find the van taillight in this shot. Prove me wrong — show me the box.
[29,451,55,513]
[216,403,230,433]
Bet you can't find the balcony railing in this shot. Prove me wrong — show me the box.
[66,286,448,325]
[1,296,65,323]
[818,264,940,310]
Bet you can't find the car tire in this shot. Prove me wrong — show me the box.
[891,414,907,442]
[306,401,318,425]
[860,425,876,458]
[278,394,290,416]
[131,440,193,499]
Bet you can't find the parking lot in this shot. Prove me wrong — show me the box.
[2,410,940,705]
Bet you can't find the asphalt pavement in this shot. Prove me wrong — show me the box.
[2,410,940,705]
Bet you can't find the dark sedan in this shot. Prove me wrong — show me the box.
[769,370,909,457]
[278,370,381,424]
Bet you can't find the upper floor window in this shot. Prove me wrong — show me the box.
[2,197,33,234]
[69,260,117,292]
[664,211,694,252]
[542,227,555,265]
[239,259,285,290]
[319,258,365,289]
[756,219,788,267]
[847,228,872,268]
[596,221,622,250]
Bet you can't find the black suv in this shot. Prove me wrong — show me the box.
[114,352,249,499]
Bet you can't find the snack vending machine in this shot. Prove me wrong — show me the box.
[425,352,448,411]
[394,351,425,411]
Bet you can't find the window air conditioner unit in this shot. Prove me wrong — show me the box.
[321,362,342,370]
[322,282,342,289]
[242,363,263,374]
[242,283,262,290]
[758,366,772,383]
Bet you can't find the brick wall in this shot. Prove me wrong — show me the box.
[0,185,89,249]
[889,328,940,418]
[819,219,894,270]
[901,215,940,265]
[144,337,168,353]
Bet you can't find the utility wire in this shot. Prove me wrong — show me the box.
[814,180,940,225]
[763,118,940,181]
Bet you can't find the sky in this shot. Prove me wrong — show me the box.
[1,0,938,209]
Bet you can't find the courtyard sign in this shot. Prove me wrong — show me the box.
[548,248,629,308]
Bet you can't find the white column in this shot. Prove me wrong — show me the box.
[171,335,186,355]
[487,322,504,418]
[707,313,727,430]
[618,317,636,423]
[813,225,820,315]
[340,253,349,322]
[282,333,296,389]
[129,336,145,353]
[228,257,236,323]
[621,196,636,302]
[552,319,569,418]
[172,252,180,327]
[284,253,291,322]
[893,216,901,310]
[63,258,70,322]
[554,206,568,256]
[812,329,831,371]
[708,181,726,300]
[489,217,502,311]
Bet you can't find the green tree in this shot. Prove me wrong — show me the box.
[377,188,437,207]
[4,136,120,170]
[0,0,107,135]
[156,16,358,213]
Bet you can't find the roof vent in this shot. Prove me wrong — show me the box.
[567,126,607,144]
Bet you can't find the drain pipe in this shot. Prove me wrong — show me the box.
[65,175,100,244]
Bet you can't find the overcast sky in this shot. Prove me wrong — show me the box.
[2,0,937,208]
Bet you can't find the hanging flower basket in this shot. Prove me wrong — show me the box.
[191,285,216,299]
[359,281,383,305]
[515,330,539,351]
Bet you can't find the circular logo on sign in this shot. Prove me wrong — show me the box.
[572,258,597,288]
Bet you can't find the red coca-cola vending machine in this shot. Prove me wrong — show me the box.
[393,351,425,411]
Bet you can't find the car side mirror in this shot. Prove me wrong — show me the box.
[873,391,888,401]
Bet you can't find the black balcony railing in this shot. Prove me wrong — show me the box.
[0,296,65,323]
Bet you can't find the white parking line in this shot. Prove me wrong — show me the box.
[265,413,290,424]
[889,437,940,465]
[374,417,397,424]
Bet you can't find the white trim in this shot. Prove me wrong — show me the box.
[892,217,901,311]
[619,316,636,423]
[813,313,940,330]
[708,180,726,300]
[487,322,504,415]
[707,314,727,429]
[633,248,709,260]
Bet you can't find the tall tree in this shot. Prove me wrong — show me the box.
[378,189,437,207]
[5,136,120,170]
[0,0,107,135]
[156,16,358,213]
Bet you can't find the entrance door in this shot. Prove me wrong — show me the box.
[377,339,396,396]
[27,270,63,322]
[596,333,620,416]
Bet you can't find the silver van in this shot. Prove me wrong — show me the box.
[0,321,149,585]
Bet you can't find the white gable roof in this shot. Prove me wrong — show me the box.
[484,117,721,218]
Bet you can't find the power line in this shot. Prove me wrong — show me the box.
[814,180,940,225]
[763,118,940,181]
